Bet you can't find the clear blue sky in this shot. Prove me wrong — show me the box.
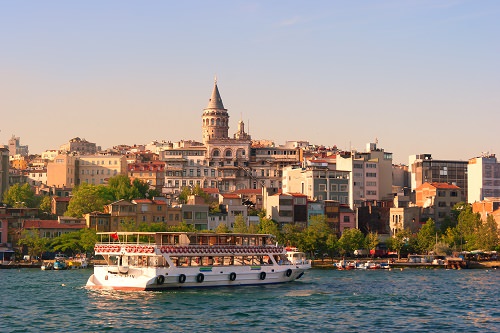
[1,1,499,164]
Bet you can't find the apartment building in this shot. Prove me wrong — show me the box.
[282,161,350,204]
[415,182,461,227]
[468,154,500,203]
[47,154,127,187]
[128,161,166,192]
[336,142,393,209]
[409,154,468,202]
[59,137,98,155]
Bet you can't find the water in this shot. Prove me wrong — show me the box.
[1,268,499,332]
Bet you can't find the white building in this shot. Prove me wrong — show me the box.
[468,154,500,203]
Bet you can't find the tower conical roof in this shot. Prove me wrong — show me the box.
[206,80,225,110]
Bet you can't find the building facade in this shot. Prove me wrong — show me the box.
[468,154,500,203]
[409,154,468,202]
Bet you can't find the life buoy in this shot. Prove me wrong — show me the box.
[286,269,293,277]
[229,272,237,281]
[196,273,204,283]
[178,274,186,284]
[156,275,165,285]
[259,272,266,280]
[149,247,155,253]
[160,246,165,253]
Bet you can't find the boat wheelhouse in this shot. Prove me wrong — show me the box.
[86,232,311,291]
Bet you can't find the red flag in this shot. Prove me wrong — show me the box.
[111,232,119,241]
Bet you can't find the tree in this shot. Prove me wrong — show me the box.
[298,215,333,258]
[39,196,52,216]
[65,183,113,217]
[389,228,412,260]
[325,234,339,258]
[3,183,36,208]
[258,217,280,237]
[455,203,481,250]
[168,221,196,232]
[215,223,231,233]
[138,222,168,232]
[131,178,160,199]
[476,215,499,250]
[51,231,84,254]
[118,218,138,232]
[338,228,365,257]
[18,228,49,260]
[78,228,98,254]
[279,223,301,247]
[108,175,139,200]
[365,232,380,256]
[416,219,437,254]
[233,215,248,233]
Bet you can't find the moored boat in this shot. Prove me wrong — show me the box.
[53,259,67,270]
[86,232,311,291]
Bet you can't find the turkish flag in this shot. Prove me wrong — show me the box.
[111,232,119,241]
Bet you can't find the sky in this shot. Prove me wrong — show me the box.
[1,1,499,164]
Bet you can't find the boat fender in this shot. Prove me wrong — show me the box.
[259,272,266,280]
[285,269,293,277]
[229,272,237,281]
[178,274,186,284]
[196,273,204,283]
[156,275,165,285]
[296,272,304,280]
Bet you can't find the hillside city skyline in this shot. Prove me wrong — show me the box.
[2,2,499,164]
[3,76,496,166]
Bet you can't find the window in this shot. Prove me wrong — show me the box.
[366,172,377,177]
[343,216,350,222]
[340,185,348,192]
[331,184,338,191]
[183,211,193,220]
[319,184,326,191]
[195,212,207,219]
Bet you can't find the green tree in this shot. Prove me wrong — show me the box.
[39,196,52,216]
[365,232,380,256]
[325,233,339,258]
[215,223,231,233]
[51,231,85,254]
[138,222,168,232]
[417,219,437,254]
[18,228,49,260]
[108,175,139,200]
[118,218,138,232]
[476,215,499,250]
[279,223,301,247]
[338,228,365,257]
[456,203,481,250]
[389,228,412,260]
[168,221,196,232]
[3,183,36,208]
[298,215,333,258]
[233,215,248,233]
[65,183,113,217]
[131,178,162,198]
[258,217,280,236]
[78,228,98,253]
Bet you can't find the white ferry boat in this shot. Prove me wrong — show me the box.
[86,232,311,291]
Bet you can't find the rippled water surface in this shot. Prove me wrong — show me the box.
[1,267,499,332]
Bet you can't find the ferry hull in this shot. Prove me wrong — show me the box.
[86,266,309,291]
